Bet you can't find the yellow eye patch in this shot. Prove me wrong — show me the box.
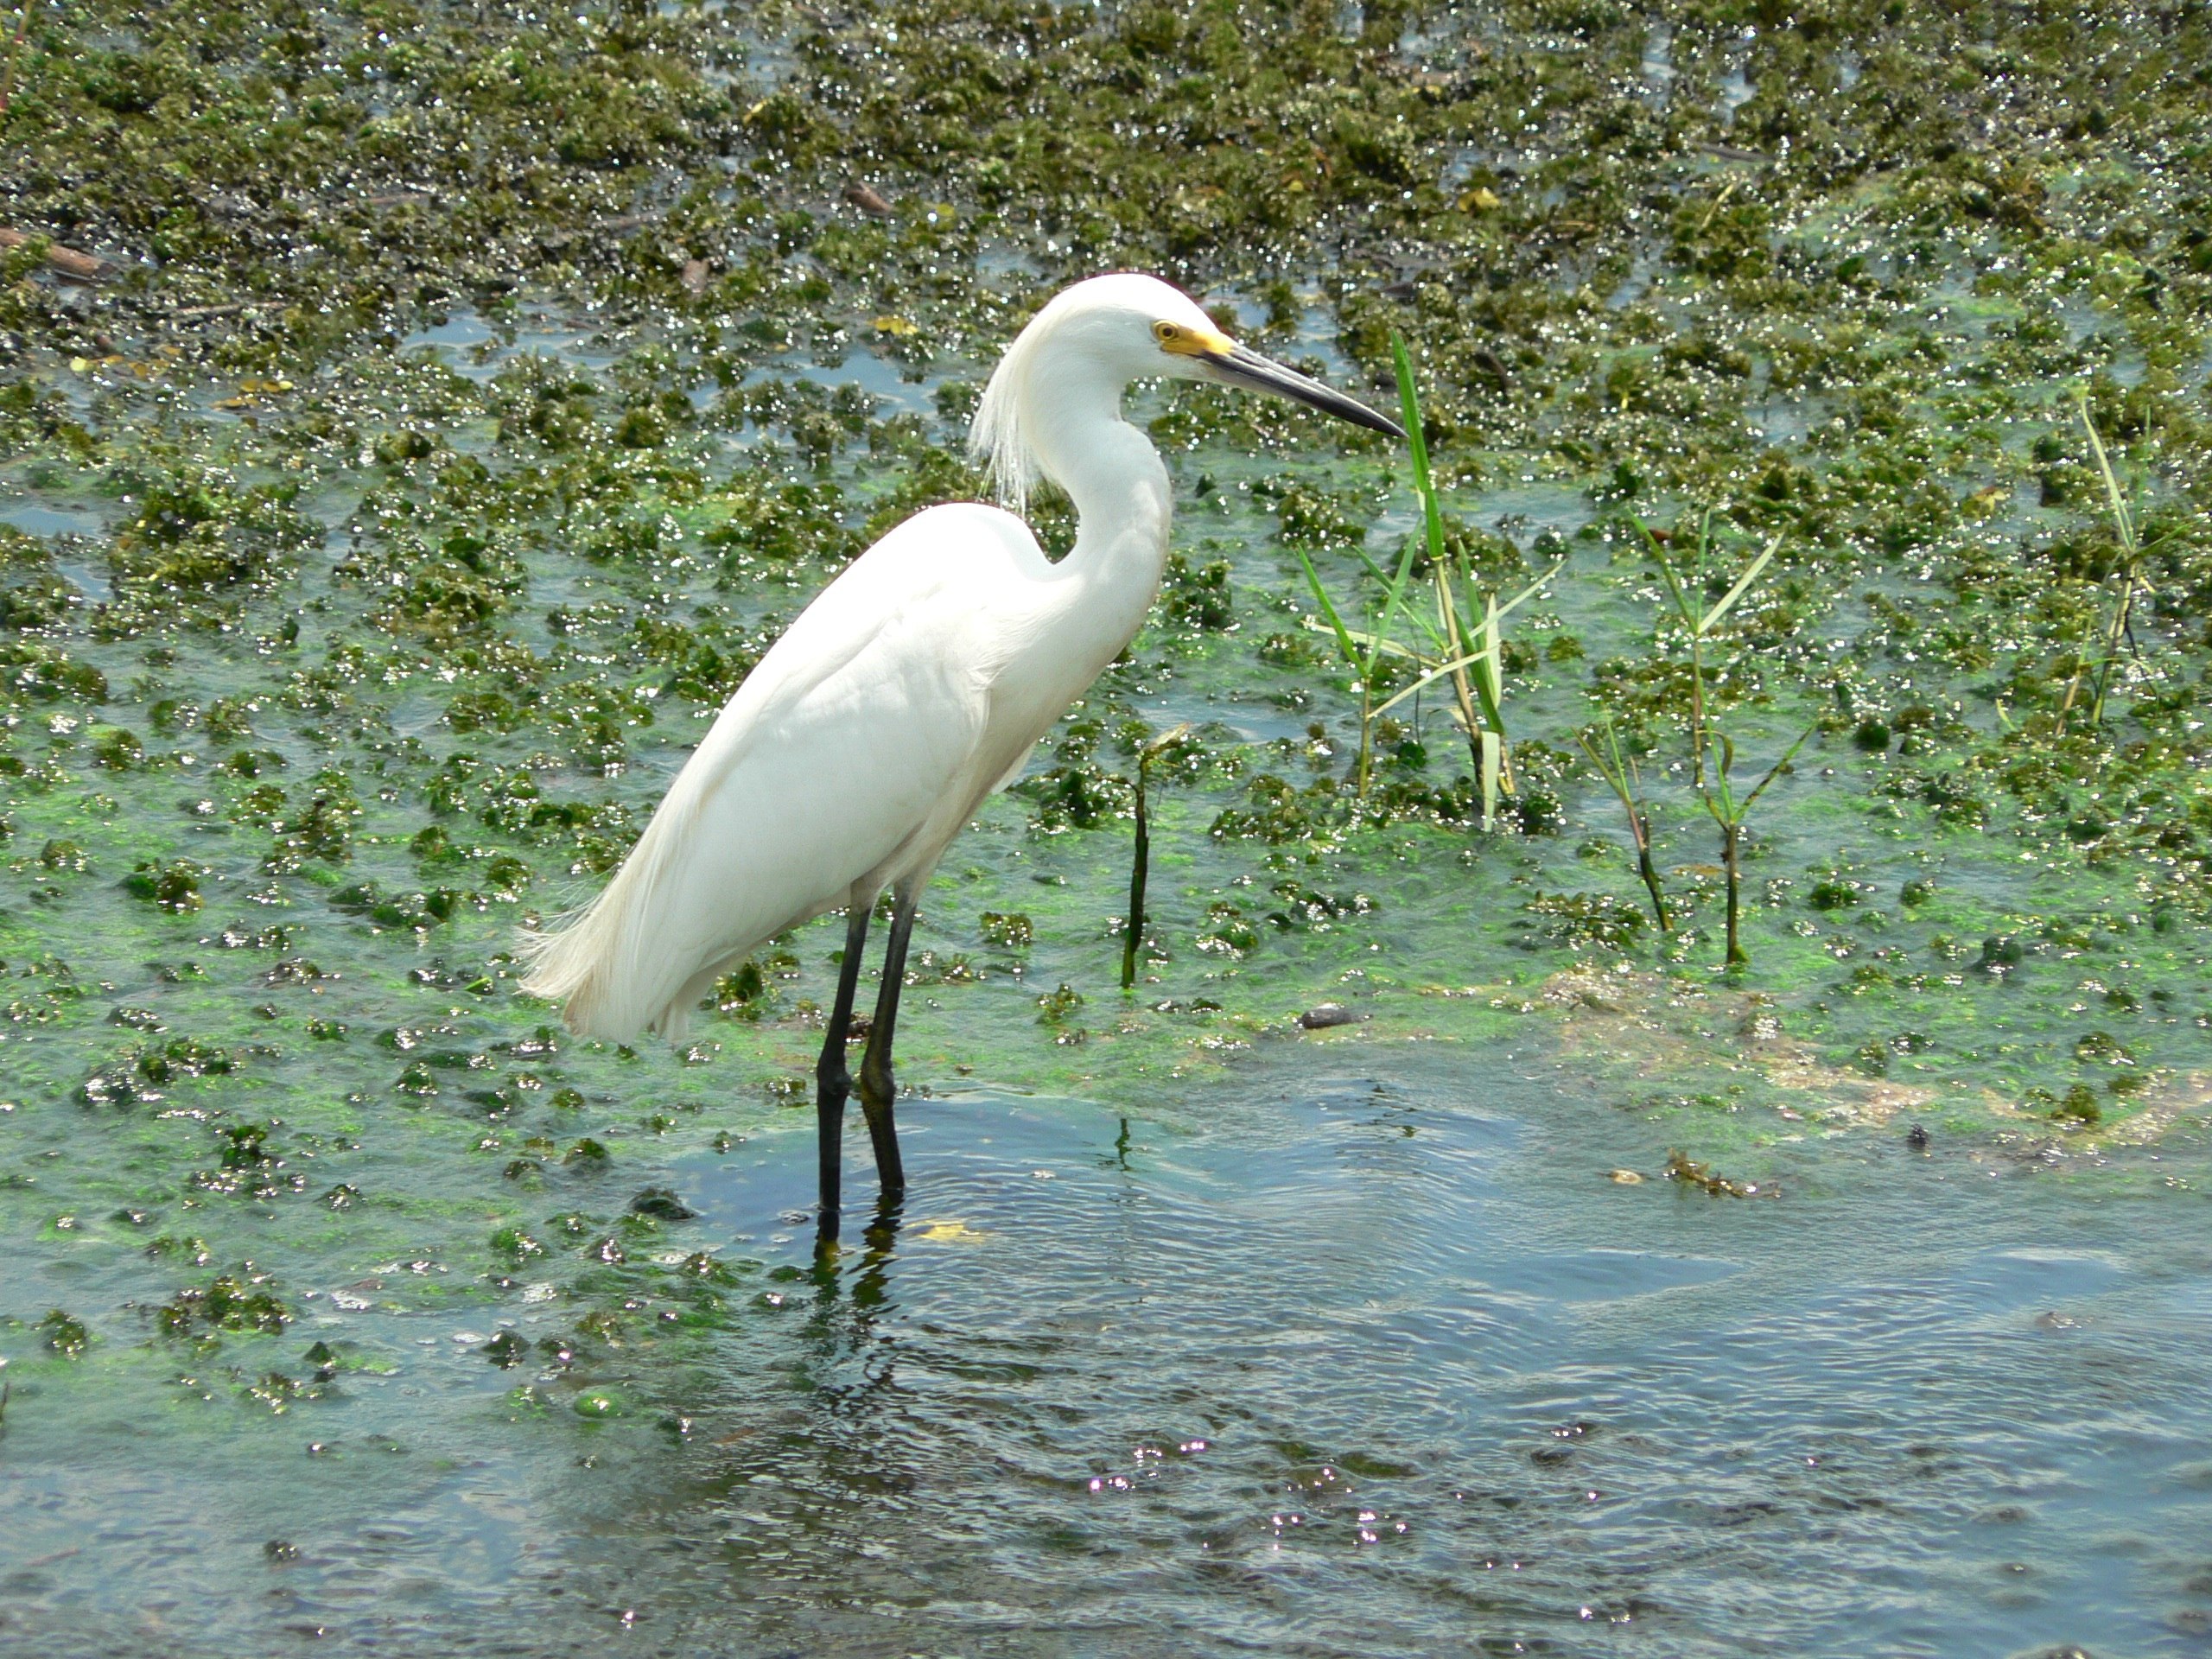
[1154,318,1236,357]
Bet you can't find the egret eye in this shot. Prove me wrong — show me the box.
[1153,321,1179,344]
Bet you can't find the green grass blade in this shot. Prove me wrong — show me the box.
[1471,593,1506,734]
[1367,510,1425,680]
[1308,618,1424,660]
[1699,534,1780,635]
[1740,725,1815,810]
[1363,353,1434,677]
[1293,546,1359,668]
[1391,330,1449,569]
[1370,647,1491,718]
[1352,544,1449,649]
[1489,558,1566,626]
[2076,391,2137,557]
[1633,513,1700,631]
[1390,333,1433,495]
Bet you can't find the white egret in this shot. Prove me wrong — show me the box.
[519,272,1400,1239]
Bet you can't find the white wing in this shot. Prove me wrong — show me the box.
[519,502,1048,1041]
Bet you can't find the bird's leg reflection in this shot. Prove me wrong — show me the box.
[814,897,874,1248]
[804,1190,903,1306]
[855,883,917,1199]
[851,1194,904,1309]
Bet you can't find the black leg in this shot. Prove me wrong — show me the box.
[816,898,874,1246]
[855,884,917,1198]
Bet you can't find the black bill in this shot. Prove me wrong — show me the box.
[1204,343,1404,438]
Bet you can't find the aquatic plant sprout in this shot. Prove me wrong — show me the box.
[1291,526,1422,800]
[2063,391,2157,731]
[1365,556,1561,830]
[1297,331,1554,824]
[1379,331,1564,826]
[1576,716,1672,935]
[1637,512,1780,787]
[1698,728,1812,969]
[1580,503,1800,966]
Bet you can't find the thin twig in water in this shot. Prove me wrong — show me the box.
[1121,725,1190,992]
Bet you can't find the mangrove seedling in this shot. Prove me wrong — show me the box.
[1699,728,1810,968]
[1577,716,1671,934]
[1637,512,1779,786]
[1122,724,1193,992]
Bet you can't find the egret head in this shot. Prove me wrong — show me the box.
[971,272,1402,513]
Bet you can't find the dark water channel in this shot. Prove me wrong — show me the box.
[4,1044,2207,1657]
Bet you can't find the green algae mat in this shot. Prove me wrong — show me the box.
[1,2,2209,1654]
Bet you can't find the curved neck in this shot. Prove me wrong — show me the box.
[1024,356,1173,649]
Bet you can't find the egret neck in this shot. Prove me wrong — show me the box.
[1024,361,1174,681]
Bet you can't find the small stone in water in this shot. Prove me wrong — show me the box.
[629,1186,698,1222]
[844,181,894,215]
[1608,1169,1643,1185]
[1298,1003,1362,1029]
[1905,1123,1929,1151]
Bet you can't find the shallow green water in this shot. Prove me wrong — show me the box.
[7,1045,2209,1656]
[2,269,2206,1659]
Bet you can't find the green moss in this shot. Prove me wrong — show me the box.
[41,1307,91,1357]
[156,1269,292,1341]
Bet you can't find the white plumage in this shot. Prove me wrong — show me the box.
[520,276,1203,1039]
[518,496,1053,1041]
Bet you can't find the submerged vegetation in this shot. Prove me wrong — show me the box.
[0,0,2207,1448]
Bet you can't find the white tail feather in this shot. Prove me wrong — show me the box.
[516,784,719,1043]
